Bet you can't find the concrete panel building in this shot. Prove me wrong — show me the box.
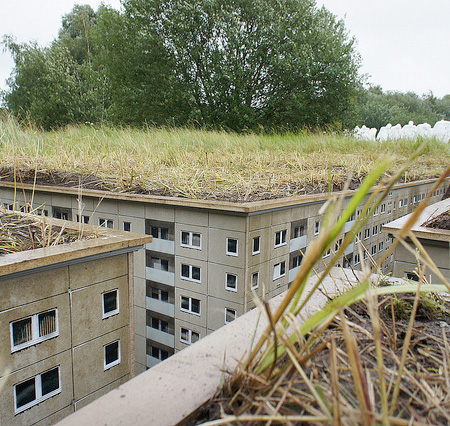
[0,216,150,425]
[1,178,448,375]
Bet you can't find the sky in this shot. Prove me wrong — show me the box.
[0,0,449,97]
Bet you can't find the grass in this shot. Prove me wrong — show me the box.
[191,158,450,425]
[1,115,449,201]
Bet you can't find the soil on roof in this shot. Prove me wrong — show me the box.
[424,209,450,230]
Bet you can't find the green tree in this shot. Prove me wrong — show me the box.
[123,0,361,130]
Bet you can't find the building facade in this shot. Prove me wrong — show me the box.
[0,178,448,375]
[0,217,150,425]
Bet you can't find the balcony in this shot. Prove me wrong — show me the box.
[146,354,161,369]
[146,239,174,255]
[146,326,175,348]
[146,297,175,317]
[288,266,301,282]
[344,242,354,256]
[290,235,307,252]
[146,267,175,286]
[344,219,355,233]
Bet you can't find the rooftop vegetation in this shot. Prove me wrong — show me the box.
[1,116,449,201]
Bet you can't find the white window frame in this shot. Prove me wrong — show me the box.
[372,225,378,236]
[226,238,238,256]
[252,236,261,255]
[322,248,331,258]
[180,231,202,250]
[354,253,360,265]
[102,289,119,319]
[380,204,386,214]
[251,272,259,290]
[180,296,201,316]
[225,308,237,324]
[274,230,287,248]
[373,206,379,216]
[273,261,286,281]
[371,245,377,255]
[99,218,114,228]
[364,228,370,240]
[225,273,238,292]
[104,340,121,370]
[123,221,132,232]
[314,221,320,235]
[379,242,384,251]
[180,327,200,345]
[14,366,61,414]
[180,264,201,283]
[10,309,59,353]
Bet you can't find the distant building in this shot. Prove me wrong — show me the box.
[384,197,450,283]
[0,217,150,425]
[1,178,448,378]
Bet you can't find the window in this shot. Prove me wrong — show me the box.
[356,231,362,242]
[225,308,237,324]
[151,317,169,333]
[252,236,261,255]
[181,264,201,283]
[226,238,238,256]
[406,272,419,282]
[147,282,174,304]
[102,289,119,319]
[99,218,113,228]
[380,204,386,214]
[225,273,237,292]
[364,228,370,239]
[76,214,90,224]
[388,191,393,197]
[334,238,342,252]
[11,309,58,352]
[293,225,305,238]
[354,253,360,265]
[123,221,131,232]
[151,346,169,361]
[180,328,200,345]
[399,199,403,208]
[314,221,320,235]
[364,251,368,260]
[404,198,408,206]
[52,207,71,221]
[372,225,378,236]
[150,257,169,271]
[180,296,201,315]
[379,242,384,251]
[292,253,303,269]
[273,261,286,280]
[37,208,48,216]
[104,340,121,370]
[150,287,169,303]
[274,230,287,247]
[14,367,61,414]
[150,226,169,240]
[371,245,377,255]
[251,272,259,289]
[373,206,379,216]
[323,248,331,258]
[180,231,202,249]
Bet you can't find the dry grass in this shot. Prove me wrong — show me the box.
[1,115,449,201]
[0,206,94,255]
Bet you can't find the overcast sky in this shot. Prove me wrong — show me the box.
[1,0,449,97]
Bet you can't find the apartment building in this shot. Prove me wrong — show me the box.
[0,217,150,424]
[0,178,447,374]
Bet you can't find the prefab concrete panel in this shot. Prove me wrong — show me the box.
[70,275,129,346]
[207,228,246,268]
[175,208,208,226]
[174,256,208,295]
[206,262,244,302]
[206,297,243,333]
[209,212,246,232]
[248,227,271,267]
[118,201,145,219]
[0,267,69,312]
[145,204,175,222]
[174,287,207,328]
[174,223,208,261]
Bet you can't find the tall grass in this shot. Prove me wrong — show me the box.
[1,115,449,200]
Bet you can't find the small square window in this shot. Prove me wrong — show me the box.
[181,231,202,249]
[252,236,261,255]
[99,218,114,228]
[274,230,287,247]
[123,222,131,232]
[225,308,236,324]
[226,238,238,256]
[251,272,259,290]
[314,221,320,235]
[103,290,119,319]
[104,341,121,370]
[226,273,237,291]
[180,264,201,283]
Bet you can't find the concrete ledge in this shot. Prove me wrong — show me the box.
[57,268,361,426]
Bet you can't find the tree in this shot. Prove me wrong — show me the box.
[123,0,362,130]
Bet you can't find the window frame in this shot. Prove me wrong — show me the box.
[273,261,286,281]
[251,272,259,290]
[226,237,239,256]
[180,231,202,250]
[225,273,238,292]
[14,367,61,414]
[10,309,59,353]
[314,221,320,236]
[180,327,200,345]
[123,221,132,232]
[99,218,114,228]
[180,296,201,316]
[274,229,287,248]
[104,340,121,370]
[180,263,201,283]
[252,236,261,255]
[102,289,120,319]
[225,308,237,324]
